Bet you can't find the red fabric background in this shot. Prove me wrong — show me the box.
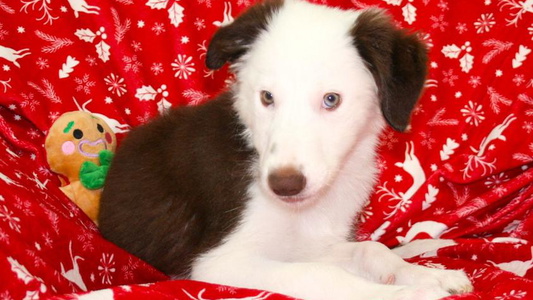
[0,0,532,299]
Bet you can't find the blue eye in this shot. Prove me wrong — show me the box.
[322,93,341,110]
[260,90,274,106]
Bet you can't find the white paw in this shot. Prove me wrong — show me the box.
[394,264,473,295]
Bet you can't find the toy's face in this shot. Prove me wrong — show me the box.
[61,119,114,158]
[45,111,117,180]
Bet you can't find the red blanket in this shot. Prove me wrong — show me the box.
[0,0,532,299]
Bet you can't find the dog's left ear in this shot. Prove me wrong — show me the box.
[206,0,284,70]
[351,9,428,132]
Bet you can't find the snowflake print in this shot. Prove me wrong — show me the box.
[171,54,196,79]
[494,186,508,197]
[98,253,116,285]
[513,74,525,86]
[523,122,533,134]
[137,20,145,28]
[419,131,436,149]
[430,14,449,32]
[77,232,95,252]
[0,228,8,243]
[495,290,527,300]
[74,74,96,94]
[469,75,482,88]
[123,55,142,73]
[36,57,49,69]
[461,101,485,126]
[376,157,387,172]
[442,69,459,86]
[131,41,142,52]
[49,111,60,121]
[104,97,113,104]
[434,207,445,215]
[484,172,509,188]
[181,36,189,44]
[380,130,399,150]
[474,13,496,33]
[151,62,164,75]
[152,22,165,35]
[0,23,9,40]
[456,22,468,34]
[359,207,374,223]
[0,205,21,233]
[437,0,449,11]
[194,18,206,30]
[20,92,38,111]
[394,174,403,182]
[104,73,127,97]
[85,55,97,66]
[198,0,212,7]
[216,285,238,295]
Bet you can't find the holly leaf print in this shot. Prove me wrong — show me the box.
[75,29,96,43]
[402,3,417,25]
[146,0,168,9]
[8,257,33,284]
[168,2,185,28]
[460,53,474,73]
[383,0,402,5]
[442,44,462,58]
[95,41,111,62]
[135,85,157,101]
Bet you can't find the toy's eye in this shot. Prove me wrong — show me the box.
[73,129,84,139]
[322,93,341,110]
[260,90,274,107]
[97,124,104,133]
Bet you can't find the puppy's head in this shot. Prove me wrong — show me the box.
[207,0,427,204]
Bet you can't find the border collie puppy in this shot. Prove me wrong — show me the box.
[99,0,473,299]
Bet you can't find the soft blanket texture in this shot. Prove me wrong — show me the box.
[0,0,532,299]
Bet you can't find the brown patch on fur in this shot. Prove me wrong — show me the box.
[98,93,255,277]
[206,0,284,70]
[351,9,428,132]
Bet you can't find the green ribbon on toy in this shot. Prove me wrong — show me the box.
[79,150,114,190]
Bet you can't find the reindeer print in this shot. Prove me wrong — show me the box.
[213,2,234,27]
[0,45,30,68]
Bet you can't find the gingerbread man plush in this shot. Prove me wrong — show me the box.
[45,111,117,224]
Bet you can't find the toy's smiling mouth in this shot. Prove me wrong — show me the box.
[78,139,107,158]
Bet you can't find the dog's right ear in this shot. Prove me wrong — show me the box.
[206,0,284,70]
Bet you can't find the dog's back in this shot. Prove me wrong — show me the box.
[98,93,254,277]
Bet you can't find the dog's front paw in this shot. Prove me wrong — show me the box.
[394,264,473,295]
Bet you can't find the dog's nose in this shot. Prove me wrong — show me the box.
[268,167,306,197]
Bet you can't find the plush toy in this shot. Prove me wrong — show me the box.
[45,111,117,224]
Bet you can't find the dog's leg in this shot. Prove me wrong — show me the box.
[193,253,452,300]
[320,241,473,295]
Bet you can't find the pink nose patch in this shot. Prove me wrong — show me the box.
[61,141,75,155]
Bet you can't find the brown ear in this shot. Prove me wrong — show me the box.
[206,0,284,70]
[351,9,428,132]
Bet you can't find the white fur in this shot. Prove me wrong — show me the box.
[191,1,472,299]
